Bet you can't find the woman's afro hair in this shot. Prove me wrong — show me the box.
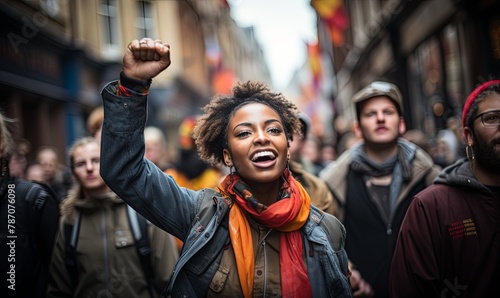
[193,80,302,165]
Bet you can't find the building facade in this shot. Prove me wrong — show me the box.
[0,0,270,165]
[317,0,500,140]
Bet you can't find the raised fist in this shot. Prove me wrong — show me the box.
[123,38,171,82]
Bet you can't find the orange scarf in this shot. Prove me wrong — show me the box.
[217,169,312,297]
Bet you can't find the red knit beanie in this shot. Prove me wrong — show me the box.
[462,80,500,128]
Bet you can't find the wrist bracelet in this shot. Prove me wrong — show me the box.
[117,71,151,96]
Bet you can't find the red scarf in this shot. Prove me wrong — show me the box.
[217,169,312,297]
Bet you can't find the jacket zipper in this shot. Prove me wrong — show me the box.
[102,209,110,294]
[261,228,272,298]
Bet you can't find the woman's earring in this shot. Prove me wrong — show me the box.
[226,163,234,175]
[465,144,475,162]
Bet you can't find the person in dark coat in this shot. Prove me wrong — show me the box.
[319,81,441,298]
[389,80,500,298]
[0,111,60,298]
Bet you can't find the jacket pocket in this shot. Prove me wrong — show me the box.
[209,264,229,293]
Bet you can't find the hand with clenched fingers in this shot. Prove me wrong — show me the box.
[123,38,171,82]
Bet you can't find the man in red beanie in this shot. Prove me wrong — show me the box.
[389,80,500,298]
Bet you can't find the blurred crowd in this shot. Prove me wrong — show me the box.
[281,113,467,178]
[1,72,498,297]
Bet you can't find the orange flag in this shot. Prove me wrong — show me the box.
[311,0,349,47]
[307,42,321,90]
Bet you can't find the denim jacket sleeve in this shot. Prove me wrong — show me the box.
[99,81,199,241]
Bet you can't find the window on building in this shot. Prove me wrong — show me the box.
[406,37,444,131]
[407,52,432,133]
[489,19,500,74]
[136,1,157,39]
[406,25,465,134]
[40,0,60,17]
[98,0,121,60]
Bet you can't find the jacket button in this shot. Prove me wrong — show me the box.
[256,270,262,276]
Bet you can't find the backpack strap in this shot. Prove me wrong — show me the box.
[320,215,344,252]
[62,205,156,295]
[126,205,155,298]
[319,215,349,277]
[14,179,55,228]
[13,179,58,254]
[64,211,81,289]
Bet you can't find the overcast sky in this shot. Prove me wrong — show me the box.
[228,0,318,91]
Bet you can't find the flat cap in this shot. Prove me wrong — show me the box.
[352,81,403,115]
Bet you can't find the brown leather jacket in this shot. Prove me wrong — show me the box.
[290,160,337,215]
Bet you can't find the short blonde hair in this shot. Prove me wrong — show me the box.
[144,126,170,168]
[144,126,167,147]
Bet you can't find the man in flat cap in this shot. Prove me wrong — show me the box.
[320,81,441,298]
